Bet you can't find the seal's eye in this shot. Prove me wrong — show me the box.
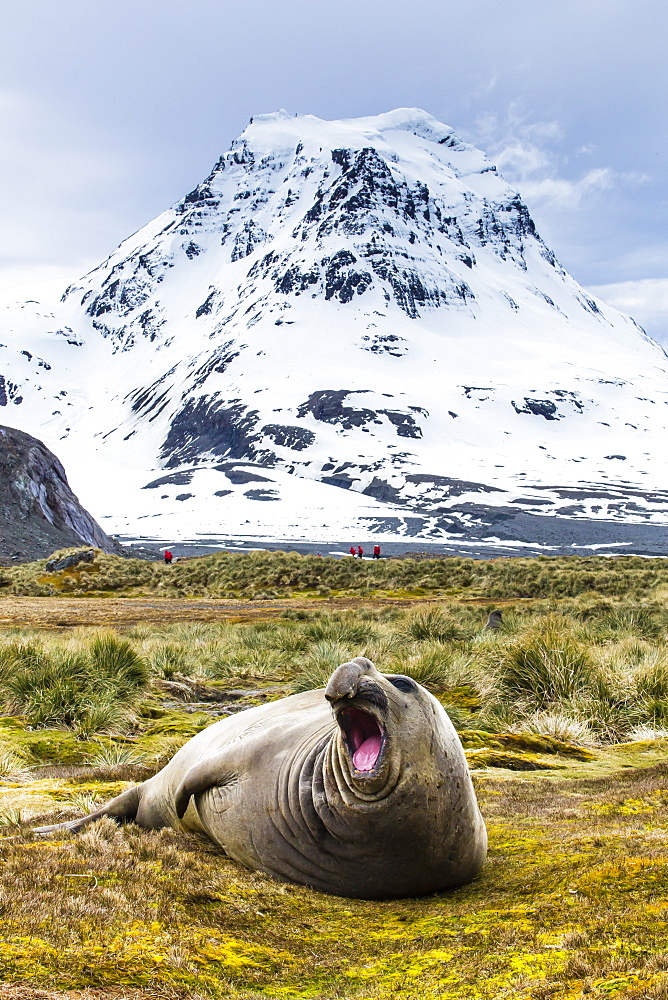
[388,676,417,693]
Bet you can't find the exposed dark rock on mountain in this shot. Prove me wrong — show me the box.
[160,398,266,467]
[295,390,424,437]
[0,425,119,563]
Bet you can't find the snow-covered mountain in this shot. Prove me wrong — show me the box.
[2,108,668,548]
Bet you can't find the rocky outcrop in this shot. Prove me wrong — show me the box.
[0,425,120,563]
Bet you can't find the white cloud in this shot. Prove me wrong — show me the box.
[494,142,550,178]
[588,278,668,346]
[473,105,623,212]
[519,167,616,209]
[468,103,659,293]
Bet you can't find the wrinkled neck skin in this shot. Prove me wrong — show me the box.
[265,723,404,897]
[263,659,486,899]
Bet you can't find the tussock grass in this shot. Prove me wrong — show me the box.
[84,742,145,768]
[400,606,471,643]
[302,612,378,646]
[627,724,668,741]
[69,789,103,815]
[632,650,668,702]
[7,546,668,602]
[0,633,148,737]
[2,587,668,751]
[149,643,189,679]
[509,709,597,746]
[498,627,601,708]
[395,643,473,691]
[292,641,354,692]
[595,605,668,640]
[0,743,31,782]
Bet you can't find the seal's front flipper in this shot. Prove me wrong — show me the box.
[27,783,143,837]
[175,753,240,819]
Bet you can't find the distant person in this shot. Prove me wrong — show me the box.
[164,550,173,564]
[349,546,356,557]
[373,545,381,559]
[357,546,364,558]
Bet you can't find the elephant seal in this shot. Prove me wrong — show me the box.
[34,657,487,899]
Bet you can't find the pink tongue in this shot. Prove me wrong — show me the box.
[352,735,382,771]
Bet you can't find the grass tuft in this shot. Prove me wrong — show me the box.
[84,742,145,768]
[400,606,468,642]
[627,724,668,741]
[498,625,602,709]
[0,635,148,737]
[509,709,597,746]
[0,742,31,781]
[292,641,354,692]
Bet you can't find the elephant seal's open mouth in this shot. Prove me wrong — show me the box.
[337,705,386,772]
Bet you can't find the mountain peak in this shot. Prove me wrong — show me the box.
[236,107,466,165]
[246,106,454,138]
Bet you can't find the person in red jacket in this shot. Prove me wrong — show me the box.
[164,550,173,564]
[349,546,356,557]
[357,545,364,558]
[373,544,381,559]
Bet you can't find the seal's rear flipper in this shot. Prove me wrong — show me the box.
[28,783,143,837]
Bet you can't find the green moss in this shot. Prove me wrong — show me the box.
[0,777,131,804]
[0,716,28,730]
[0,727,98,764]
[139,710,214,738]
[437,685,482,710]
[466,748,564,771]
[131,710,214,763]
[494,732,595,761]
[459,730,595,761]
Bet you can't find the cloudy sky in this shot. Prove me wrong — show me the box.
[2,0,667,342]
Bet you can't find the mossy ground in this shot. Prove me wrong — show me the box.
[0,582,668,997]
[1,746,668,999]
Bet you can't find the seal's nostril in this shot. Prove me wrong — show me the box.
[324,661,364,702]
[325,685,354,702]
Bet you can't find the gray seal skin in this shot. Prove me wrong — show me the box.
[36,657,487,899]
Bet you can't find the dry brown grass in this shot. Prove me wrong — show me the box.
[0,594,439,630]
[0,987,205,999]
